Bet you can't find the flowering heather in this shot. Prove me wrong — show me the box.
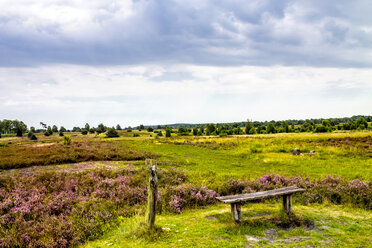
[0,164,370,247]
[0,165,190,247]
[219,174,372,209]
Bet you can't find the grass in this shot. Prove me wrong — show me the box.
[82,203,372,247]
[120,132,372,186]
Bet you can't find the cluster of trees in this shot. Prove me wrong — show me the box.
[1,115,371,140]
[150,115,371,130]
[171,116,371,136]
[0,120,27,137]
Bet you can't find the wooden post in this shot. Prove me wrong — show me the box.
[283,194,292,214]
[231,203,241,223]
[145,159,158,229]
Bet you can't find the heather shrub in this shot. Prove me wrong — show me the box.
[63,135,71,145]
[161,184,217,213]
[106,128,119,138]
[218,174,372,209]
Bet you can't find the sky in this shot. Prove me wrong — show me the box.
[0,0,372,129]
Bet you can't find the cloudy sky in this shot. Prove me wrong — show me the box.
[1,0,372,128]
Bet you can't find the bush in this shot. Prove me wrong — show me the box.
[165,128,171,137]
[157,131,163,137]
[105,128,119,138]
[133,133,140,137]
[81,129,88,135]
[59,131,64,136]
[29,133,37,140]
[63,135,72,145]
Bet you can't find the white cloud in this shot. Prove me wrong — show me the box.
[1,64,371,128]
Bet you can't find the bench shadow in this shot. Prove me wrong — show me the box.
[207,210,314,230]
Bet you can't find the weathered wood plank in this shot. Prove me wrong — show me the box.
[216,186,304,204]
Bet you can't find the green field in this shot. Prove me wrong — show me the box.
[0,131,371,247]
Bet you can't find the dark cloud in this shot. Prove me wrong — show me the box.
[0,0,371,67]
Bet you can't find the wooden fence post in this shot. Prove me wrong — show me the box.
[145,159,158,229]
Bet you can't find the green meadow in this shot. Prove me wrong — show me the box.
[0,131,371,247]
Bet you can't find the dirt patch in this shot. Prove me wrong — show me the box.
[29,143,56,148]
[205,215,218,221]
[270,216,315,230]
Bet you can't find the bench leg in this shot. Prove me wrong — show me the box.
[283,194,292,214]
[231,203,241,223]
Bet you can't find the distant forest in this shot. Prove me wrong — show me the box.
[0,115,371,138]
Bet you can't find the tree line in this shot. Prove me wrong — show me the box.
[1,115,371,139]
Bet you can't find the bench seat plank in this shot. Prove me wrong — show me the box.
[216,186,305,204]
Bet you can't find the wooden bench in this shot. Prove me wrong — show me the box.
[216,186,305,223]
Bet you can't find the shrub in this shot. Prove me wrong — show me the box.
[81,129,88,135]
[133,133,140,137]
[59,131,64,136]
[63,136,72,145]
[29,133,37,140]
[157,131,163,137]
[105,128,119,138]
[165,128,171,137]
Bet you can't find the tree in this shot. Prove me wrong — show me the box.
[282,121,289,133]
[138,124,145,131]
[206,124,216,135]
[106,128,119,138]
[245,122,253,134]
[356,117,368,129]
[52,125,58,132]
[28,132,37,140]
[177,126,188,135]
[60,126,67,132]
[72,127,81,132]
[96,123,106,134]
[266,123,276,134]
[165,127,171,137]
[81,129,88,135]
[192,128,198,136]
[85,123,90,132]
[147,127,154,132]
[116,124,122,130]
[30,126,36,133]
[13,120,27,137]
[40,122,47,130]
[200,125,205,134]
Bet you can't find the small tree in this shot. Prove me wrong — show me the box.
[28,132,37,140]
[85,123,90,132]
[266,123,276,134]
[147,127,154,132]
[192,128,198,136]
[52,125,58,132]
[106,128,119,138]
[63,135,72,145]
[60,126,67,132]
[116,124,122,130]
[81,129,88,135]
[165,127,171,137]
[245,122,253,134]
